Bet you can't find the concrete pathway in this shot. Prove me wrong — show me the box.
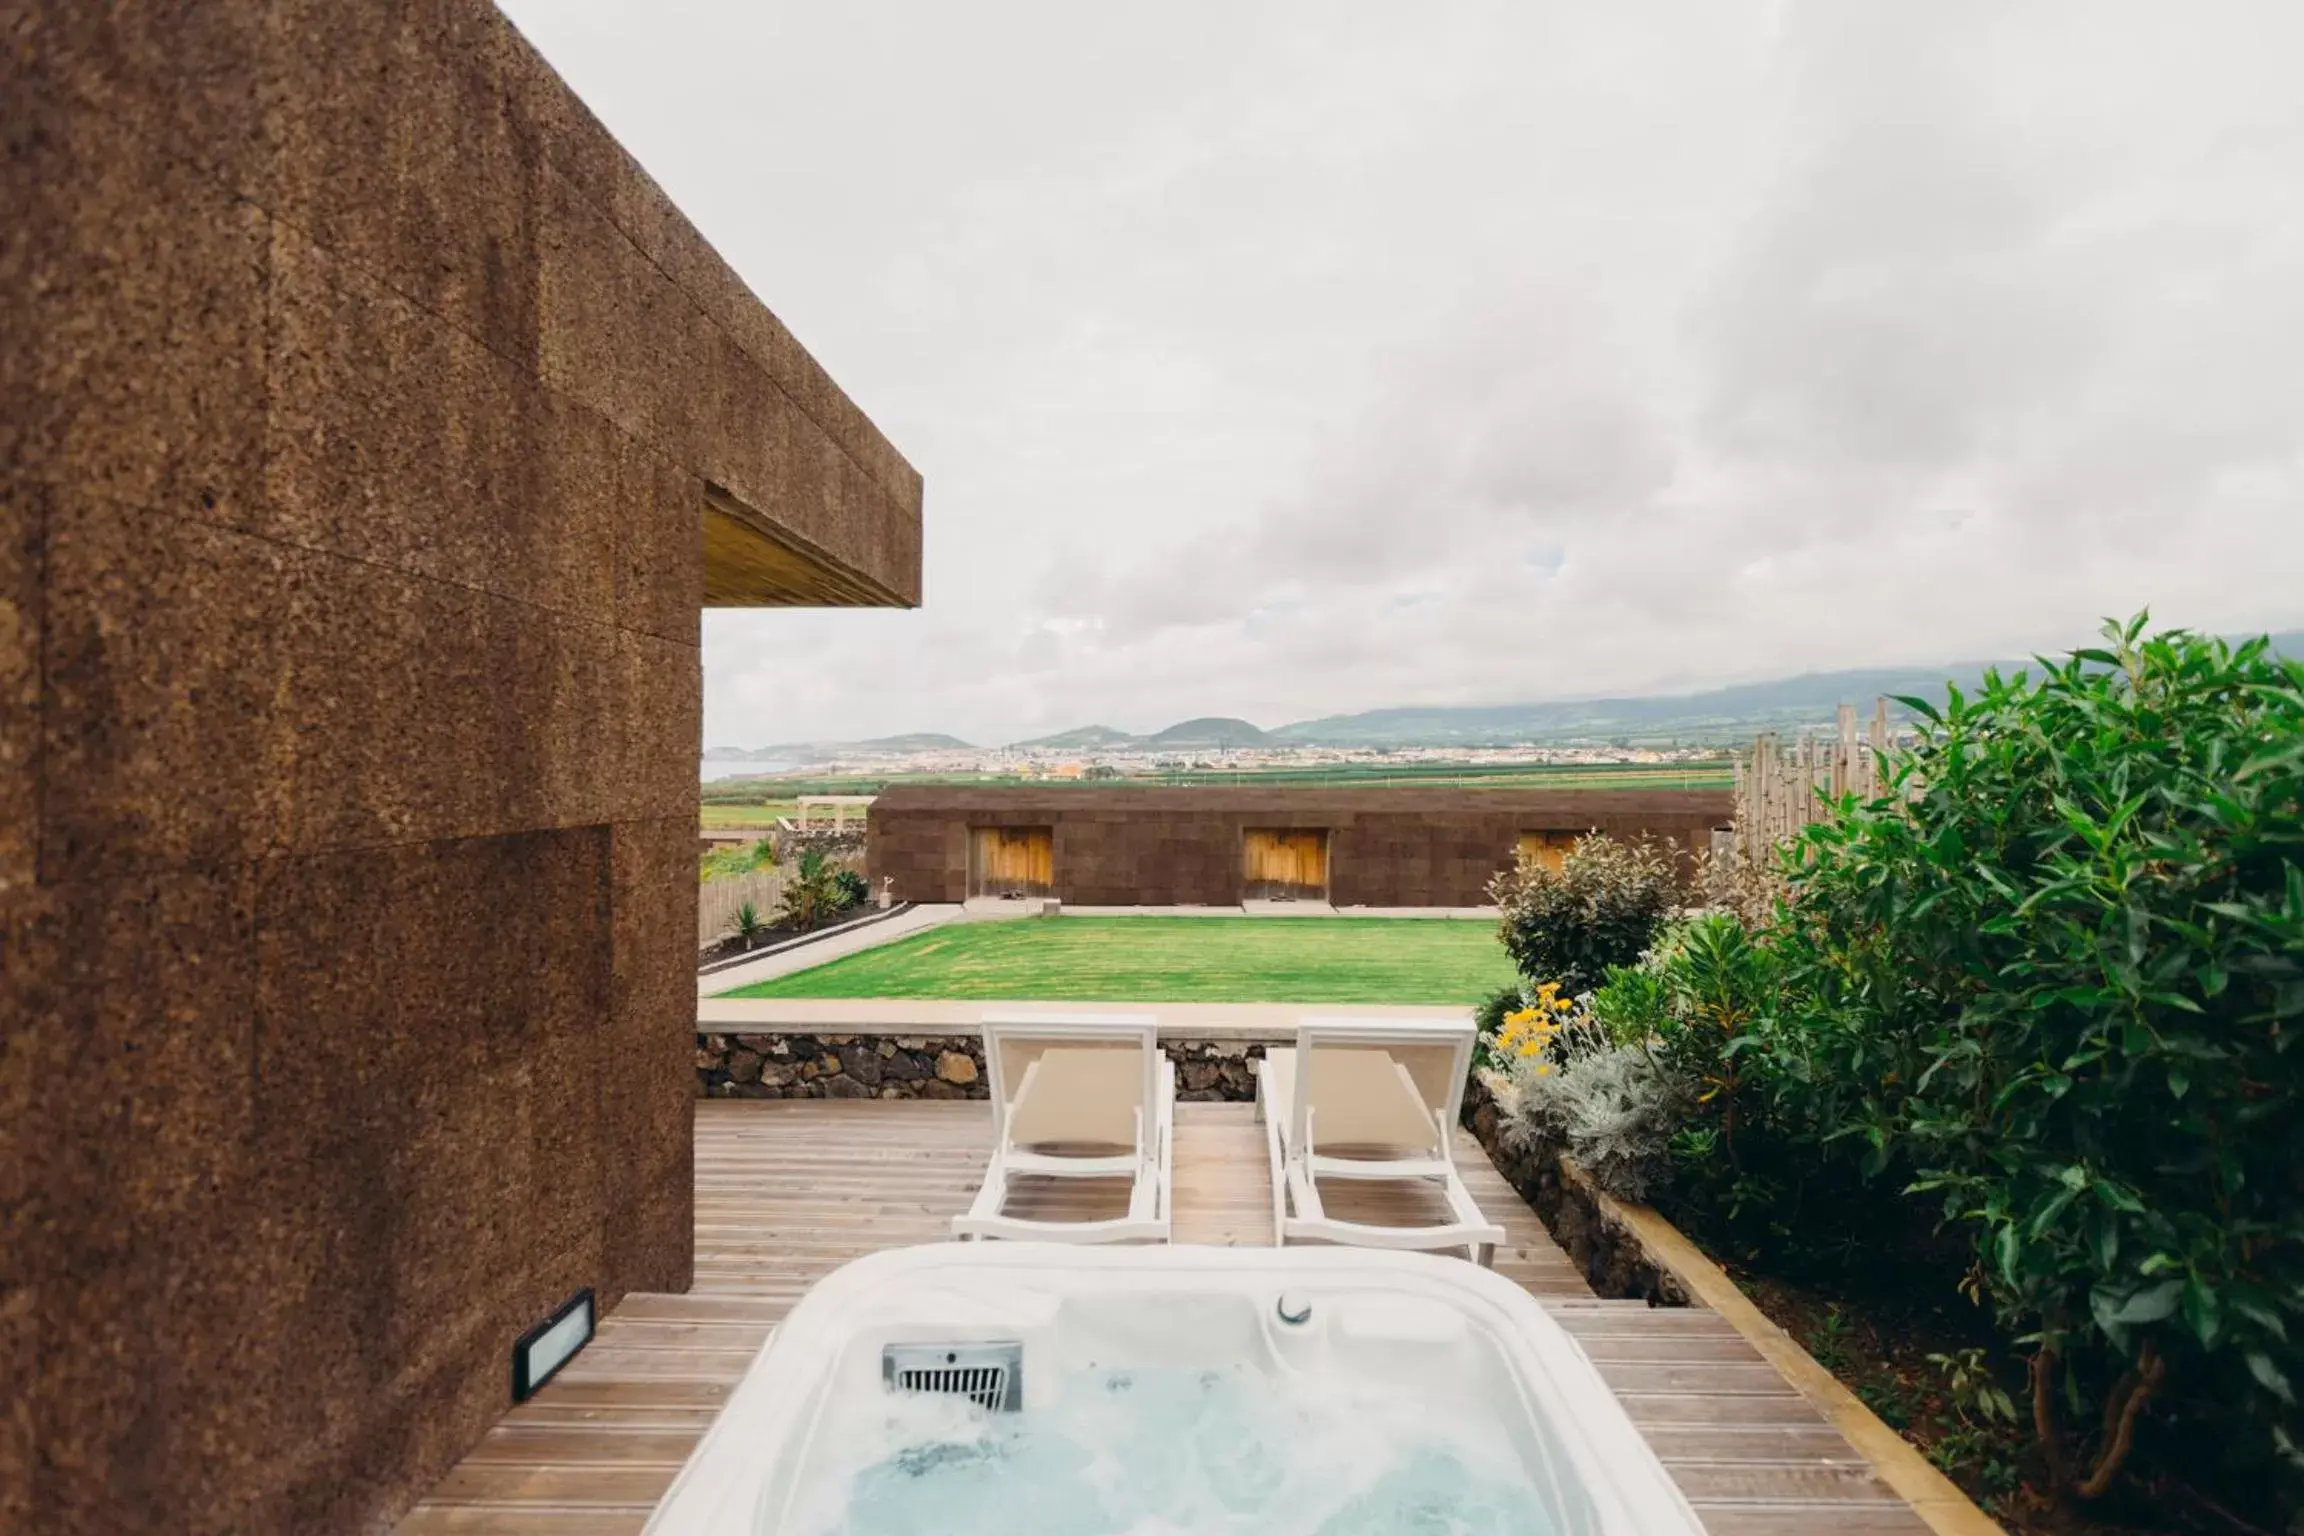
[962,900,1501,920]
[696,995,1469,1040]
[695,903,962,997]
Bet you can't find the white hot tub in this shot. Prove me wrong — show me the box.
[646,1243,1706,1535]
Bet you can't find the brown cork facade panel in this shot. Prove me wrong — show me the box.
[3,3,921,1530]
[869,787,1734,908]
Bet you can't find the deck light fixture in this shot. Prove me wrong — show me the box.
[511,1288,594,1403]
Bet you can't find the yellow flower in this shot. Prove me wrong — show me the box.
[1534,1062,1553,1076]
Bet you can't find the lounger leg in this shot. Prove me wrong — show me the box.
[1262,1092,1287,1249]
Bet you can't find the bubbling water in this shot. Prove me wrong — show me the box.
[785,1365,1561,1536]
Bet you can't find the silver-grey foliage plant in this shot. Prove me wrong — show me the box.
[1497,1036,1686,1204]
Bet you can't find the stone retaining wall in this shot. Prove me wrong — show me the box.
[696,1034,1267,1101]
[1461,1073,1689,1306]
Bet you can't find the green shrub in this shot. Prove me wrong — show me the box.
[833,868,870,910]
[1489,833,1677,995]
[1472,982,1529,1071]
[1587,957,1672,1047]
[1748,617,2304,1506]
[700,837,778,883]
[729,900,767,947]
[777,851,845,933]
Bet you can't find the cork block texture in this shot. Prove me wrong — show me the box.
[869,787,1735,907]
[2,2,922,1531]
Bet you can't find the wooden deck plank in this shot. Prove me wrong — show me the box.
[399,1098,1944,1534]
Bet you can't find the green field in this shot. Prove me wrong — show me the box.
[698,760,1731,804]
[719,916,1517,1004]
[700,801,796,827]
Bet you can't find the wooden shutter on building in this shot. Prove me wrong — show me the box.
[970,826,1054,897]
[1243,828,1329,900]
[1516,830,1583,875]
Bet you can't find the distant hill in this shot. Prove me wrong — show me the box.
[712,628,2304,758]
[1272,628,2304,747]
[1140,716,1274,749]
[1269,667,1976,747]
[702,732,973,762]
[1016,724,1143,749]
[851,732,975,752]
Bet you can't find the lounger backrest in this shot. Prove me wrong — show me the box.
[981,1011,1159,1151]
[1291,1015,1476,1155]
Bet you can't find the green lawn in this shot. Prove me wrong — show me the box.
[719,916,1517,1004]
[699,801,796,827]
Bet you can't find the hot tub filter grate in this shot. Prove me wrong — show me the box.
[881,1342,1023,1412]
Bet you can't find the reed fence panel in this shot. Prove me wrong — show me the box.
[1731,699,1901,860]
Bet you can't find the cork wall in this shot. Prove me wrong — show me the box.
[867,787,1733,907]
[1,3,921,1530]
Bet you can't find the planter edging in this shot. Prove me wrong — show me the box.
[696,901,916,976]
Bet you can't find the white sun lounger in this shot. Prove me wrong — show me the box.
[1257,1014,1506,1266]
[952,1011,1174,1244]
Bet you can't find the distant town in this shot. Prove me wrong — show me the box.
[703,734,1728,784]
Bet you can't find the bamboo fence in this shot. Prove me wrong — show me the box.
[1730,698,1899,860]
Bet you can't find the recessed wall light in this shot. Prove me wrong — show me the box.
[512,1288,594,1403]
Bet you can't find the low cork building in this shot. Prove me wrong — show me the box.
[868,786,1733,907]
[3,5,920,1531]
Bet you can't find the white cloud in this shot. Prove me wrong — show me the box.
[501,0,2304,747]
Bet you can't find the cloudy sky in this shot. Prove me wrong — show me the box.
[501,0,2304,749]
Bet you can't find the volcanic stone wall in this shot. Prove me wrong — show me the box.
[868,787,1734,906]
[2,4,920,1531]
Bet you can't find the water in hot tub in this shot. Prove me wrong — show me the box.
[786,1364,1560,1535]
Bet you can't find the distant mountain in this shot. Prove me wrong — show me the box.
[1016,724,1143,749]
[1269,667,1975,747]
[1272,628,2304,747]
[850,732,975,752]
[709,628,2303,758]
[1143,716,1273,749]
[702,732,973,762]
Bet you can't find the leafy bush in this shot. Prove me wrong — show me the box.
[833,868,870,910]
[729,900,768,947]
[1587,959,1671,1047]
[700,837,776,883]
[1692,843,1787,930]
[1489,833,1678,995]
[1472,982,1530,1072]
[1690,618,2304,1510]
[777,850,856,933]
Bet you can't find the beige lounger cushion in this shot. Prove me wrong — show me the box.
[1008,1046,1144,1150]
[1265,1046,1440,1154]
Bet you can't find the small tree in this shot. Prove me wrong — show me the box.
[776,851,843,933]
[1489,833,1677,995]
[729,900,767,949]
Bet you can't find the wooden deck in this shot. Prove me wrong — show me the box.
[399,1100,1932,1534]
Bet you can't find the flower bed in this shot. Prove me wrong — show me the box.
[1460,1073,1687,1304]
[1470,619,2304,1535]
